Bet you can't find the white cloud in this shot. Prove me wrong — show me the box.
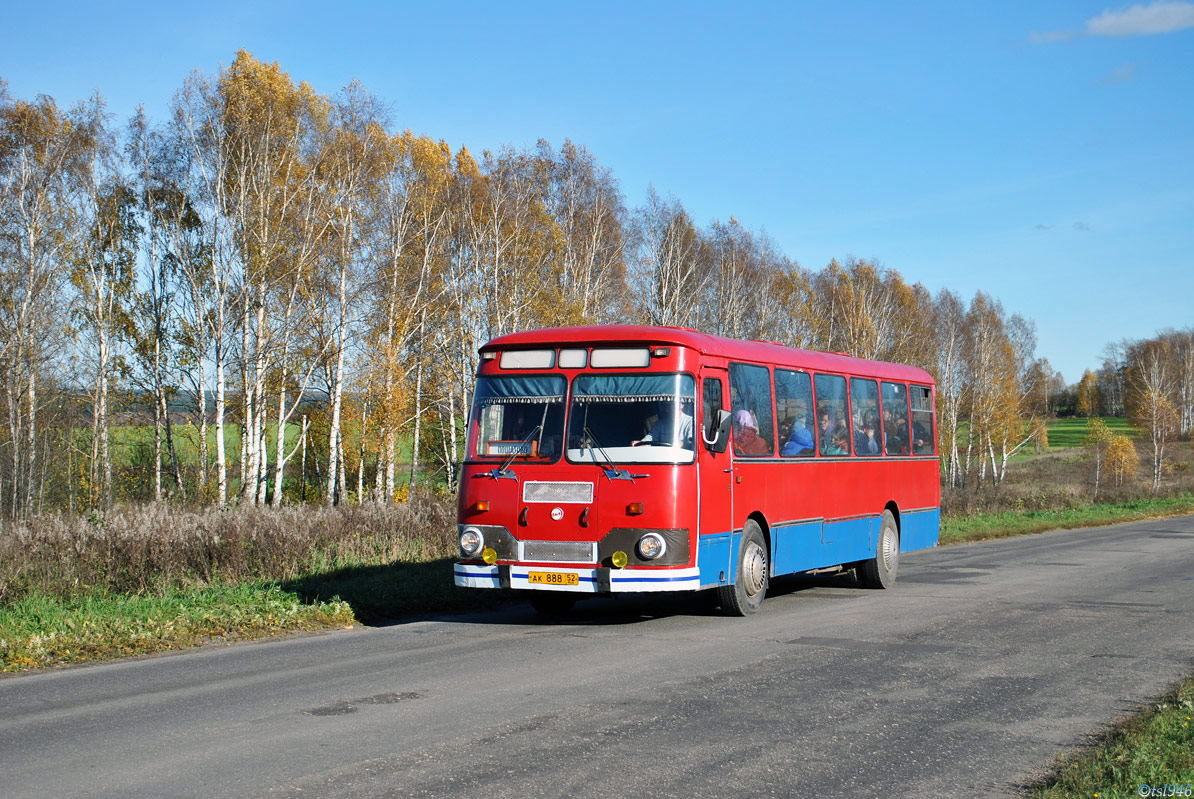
[1032,1,1194,41]
[1101,63,1138,83]
[1085,1,1194,36]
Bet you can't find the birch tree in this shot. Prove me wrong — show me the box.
[0,89,80,518]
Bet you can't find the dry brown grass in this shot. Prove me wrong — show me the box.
[0,498,457,603]
[941,438,1194,517]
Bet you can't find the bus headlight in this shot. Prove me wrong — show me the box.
[637,533,667,560]
[460,527,484,557]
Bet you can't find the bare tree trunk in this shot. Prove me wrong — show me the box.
[197,369,209,493]
[409,314,425,490]
[325,263,348,504]
[357,401,367,503]
[215,349,228,505]
[300,414,308,504]
[25,372,37,518]
[153,337,163,501]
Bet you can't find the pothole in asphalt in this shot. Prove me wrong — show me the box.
[303,692,421,716]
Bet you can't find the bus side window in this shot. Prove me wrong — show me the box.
[703,377,727,451]
[812,374,849,456]
[911,385,936,454]
[881,381,910,455]
[849,378,882,457]
[729,363,775,456]
[775,369,815,457]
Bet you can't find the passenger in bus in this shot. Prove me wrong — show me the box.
[912,421,932,454]
[780,413,814,456]
[887,413,908,454]
[818,411,846,456]
[732,409,771,456]
[632,397,694,448]
[832,421,851,455]
[855,411,880,455]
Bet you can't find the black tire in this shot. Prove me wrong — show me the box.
[529,592,577,617]
[859,509,899,589]
[718,520,769,616]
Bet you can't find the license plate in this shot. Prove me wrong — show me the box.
[528,571,579,586]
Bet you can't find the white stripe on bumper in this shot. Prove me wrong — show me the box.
[453,564,701,593]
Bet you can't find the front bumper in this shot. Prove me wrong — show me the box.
[454,563,701,593]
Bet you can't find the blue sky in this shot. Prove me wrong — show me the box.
[3,0,1192,382]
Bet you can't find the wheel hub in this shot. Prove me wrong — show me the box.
[742,541,767,596]
[881,525,898,571]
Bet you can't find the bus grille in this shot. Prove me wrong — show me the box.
[522,481,594,504]
[520,540,598,563]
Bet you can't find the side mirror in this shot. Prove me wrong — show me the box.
[703,409,732,454]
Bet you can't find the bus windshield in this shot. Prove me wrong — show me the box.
[468,375,566,462]
[566,373,696,464]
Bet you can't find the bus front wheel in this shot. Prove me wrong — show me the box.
[859,510,899,589]
[719,520,768,616]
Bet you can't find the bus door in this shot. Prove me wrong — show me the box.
[697,367,733,587]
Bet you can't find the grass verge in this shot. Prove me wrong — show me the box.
[940,495,1194,544]
[0,582,353,673]
[1028,675,1194,798]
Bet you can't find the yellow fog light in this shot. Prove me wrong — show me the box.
[611,550,628,569]
[482,547,498,565]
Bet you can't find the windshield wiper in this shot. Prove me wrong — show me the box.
[583,426,647,483]
[479,425,540,481]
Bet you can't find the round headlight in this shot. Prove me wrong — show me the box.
[637,532,667,560]
[460,527,484,556]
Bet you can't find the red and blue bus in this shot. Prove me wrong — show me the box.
[454,325,939,615]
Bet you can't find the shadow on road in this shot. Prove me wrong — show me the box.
[282,559,868,629]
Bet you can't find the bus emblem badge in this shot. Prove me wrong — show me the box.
[550,507,564,521]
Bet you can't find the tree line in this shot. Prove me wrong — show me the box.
[1071,329,1194,491]
[1,52,1062,519]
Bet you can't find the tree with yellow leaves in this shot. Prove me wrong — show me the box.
[1126,338,1178,492]
[1075,369,1100,418]
[1106,435,1138,488]
[1082,418,1114,499]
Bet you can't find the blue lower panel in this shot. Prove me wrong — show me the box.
[772,517,874,575]
[697,532,732,588]
[771,520,825,575]
[819,516,876,569]
[899,508,940,552]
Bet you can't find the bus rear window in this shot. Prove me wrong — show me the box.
[911,385,936,455]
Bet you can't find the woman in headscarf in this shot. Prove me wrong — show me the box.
[732,409,771,456]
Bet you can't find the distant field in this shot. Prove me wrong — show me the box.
[1047,417,1138,450]
[108,421,421,466]
[110,422,299,467]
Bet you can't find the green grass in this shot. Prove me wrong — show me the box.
[109,421,299,467]
[1029,676,1194,798]
[0,582,354,673]
[940,495,1194,544]
[1048,417,1139,450]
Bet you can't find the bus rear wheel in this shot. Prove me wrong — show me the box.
[529,592,577,617]
[859,510,899,589]
[719,520,768,616]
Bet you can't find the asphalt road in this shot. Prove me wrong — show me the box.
[3,515,1194,799]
